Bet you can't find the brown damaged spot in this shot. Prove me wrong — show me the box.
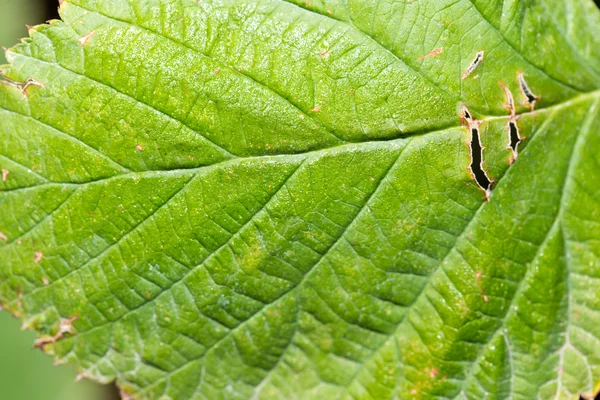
[517,71,540,110]
[459,103,475,126]
[428,368,440,378]
[34,315,79,348]
[475,270,489,302]
[461,50,484,80]
[1,168,9,182]
[0,76,44,97]
[0,231,7,242]
[21,78,44,96]
[33,251,43,263]
[78,30,96,46]
[498,81,516,118]
[418,47,443,61]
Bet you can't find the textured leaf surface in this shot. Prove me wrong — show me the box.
[1,0,600,399]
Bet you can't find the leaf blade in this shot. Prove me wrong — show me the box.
[1,1,600,399]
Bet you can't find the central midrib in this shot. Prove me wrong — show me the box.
[1,88,598,196]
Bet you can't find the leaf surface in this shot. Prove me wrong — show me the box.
[1,0,600,399]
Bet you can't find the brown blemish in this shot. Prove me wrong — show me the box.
[459,103,476,127]
[475,270,489,302]
[309,106,321,113]
[418,47,443,61]
[42,277,50,285]
[77,30,96,46]
[517,71,540,110]
[0,231,7,242]
[461,50,484,80]
[498,81,516,118]
[428,368,439,378]
[33,251,43,263]
[135,144,143,151]
[320,49,330,59]
[0,76,44,98]
[21,78,44,96]
[2,168,9,182]
[34,315,79,348]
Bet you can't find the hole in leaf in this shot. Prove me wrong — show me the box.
[508,120,521,159]
[463,108,472,121]
[462,50,484,80]
[469,127,492,195]
[517,72,540,110]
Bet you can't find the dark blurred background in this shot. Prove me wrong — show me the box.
[1,0,600,399]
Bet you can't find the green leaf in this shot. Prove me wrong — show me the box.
[1,0,599,399]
